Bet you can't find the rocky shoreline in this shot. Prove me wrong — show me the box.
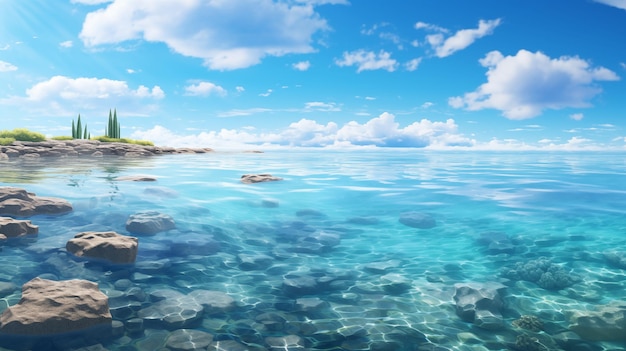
[0,139,213,160]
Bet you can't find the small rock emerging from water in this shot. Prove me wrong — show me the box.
[66,231,139,264]
[0,217,38,238]
[0,187,72,217]
[241,174,283,184]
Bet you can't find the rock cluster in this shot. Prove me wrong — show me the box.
[0,140,213,159]
[569,301,626,341]
[0,277,111,335]
[0,187,73,217]
[503,257,579,290]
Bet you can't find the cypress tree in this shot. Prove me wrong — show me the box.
[113,109,119,138]
[76,115,82,139]
[71,119,76,139]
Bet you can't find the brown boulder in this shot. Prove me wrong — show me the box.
[0,187,72,217]
[126,211,175,235]
[0,277,111,335]
[241,174,283,184]
[66,231,139,264]
[0,217,38,238]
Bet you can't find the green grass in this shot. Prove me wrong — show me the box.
[51,135,74,141]
[92,136,154,146]
[0,137,16,146]
[0,128,46,142]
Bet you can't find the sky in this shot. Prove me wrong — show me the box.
[0,0,625,150]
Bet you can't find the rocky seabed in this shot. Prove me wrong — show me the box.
[1,177,626,350]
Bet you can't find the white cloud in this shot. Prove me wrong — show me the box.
[449,50,620,119]
[335,50,398,72]
[59,40,74,48]
[414,22,448,33]
[259,89,273,97]
[71,0,113,4]
[1,76,164,115]
[235,86,245,93]
[405,58,422,71]
[304,101,340,111]
[430,19,501,58]
[79,0,335,70]
[570,113,584,120]
[218,107,271,118]
[593,0,626,10]
[0,60,17,72]
[184,82,227,97]
[293,60,311,71]
[132,112,474,149]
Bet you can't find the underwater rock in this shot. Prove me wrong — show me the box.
[238,253,274,270]
[125,210,175,235]
[453,282,506,330]
[0,282,16,298]
[0,277,111,335]
[188,290,236,315]
[0,217,38,238]
[502,257,579,290]
[114,175,158,181]
[568,300,626,341]
[380,273,412,294]
[0,186,72,217]
[138,296,204,330]
[398,211,436,229]
[603,250,626,269]
[265,335,306,350]
[476,231,519,255]
[166,329,214,351]
[512,315,544,332]
[241,173,283,184]
[363,260,402,274]
[66,231,138,264]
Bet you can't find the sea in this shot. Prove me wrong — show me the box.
[0,150,625,351]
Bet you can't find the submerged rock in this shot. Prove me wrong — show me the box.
[126,210,175,235]
[66,231,139,264]
[0,277,111,335]
[398,211,436,229]
[0,187,72,217]
[453,282,506,330]
[166,329,214,351]
[0,217,38,238]
[569,300,626,341]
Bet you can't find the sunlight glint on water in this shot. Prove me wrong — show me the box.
[1,150,626,350]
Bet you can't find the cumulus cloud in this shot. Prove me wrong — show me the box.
[335,50,398,72]
[405,58,422,71]
[131,112,474,149]
[184,82,227,97]
[0,60,17,72]
[593,0,626,10]
[293,60,311,71]
[79,0,335,70]
[428,19,501,58]
[570,113,584,121]
[449,50,620,119]
[1,76,164,115]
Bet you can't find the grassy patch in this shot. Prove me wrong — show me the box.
[0,137,16,146]
[93,136,154,146]
[51,136,74,141]
[0,128,46,142]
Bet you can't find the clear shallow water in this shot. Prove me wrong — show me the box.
[1,150,626,351]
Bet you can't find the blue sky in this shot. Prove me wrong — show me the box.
[1,0,625,150]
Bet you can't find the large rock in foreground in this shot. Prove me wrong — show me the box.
[0,187,72,217]
[0,217,38,238]
[66,231,139,264]
[0,278,111,335]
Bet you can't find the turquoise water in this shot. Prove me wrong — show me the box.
[1,150,626,350]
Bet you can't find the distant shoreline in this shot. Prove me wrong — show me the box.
[0,139,214,160]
